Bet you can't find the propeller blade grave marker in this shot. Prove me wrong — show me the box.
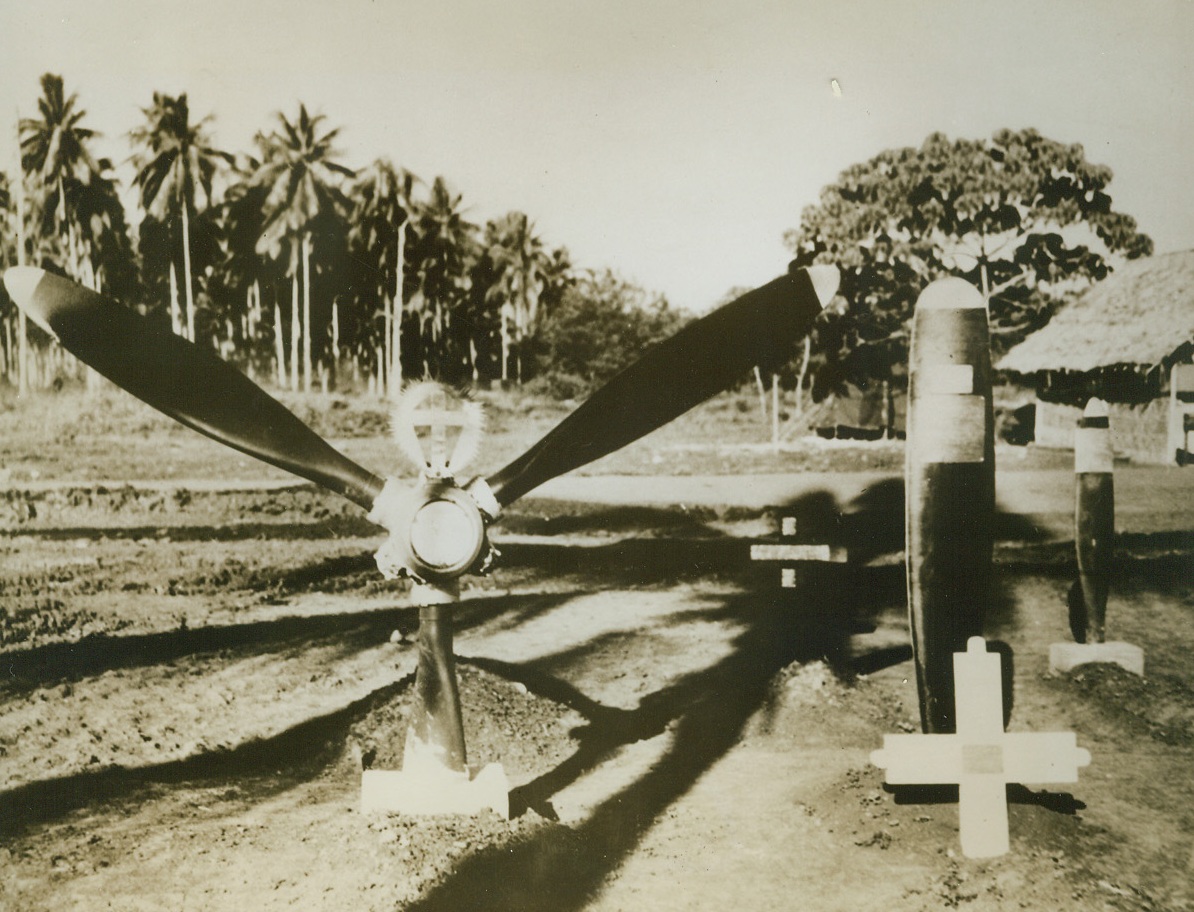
[4,260,839,819]
[904,278,995,733]
[486,264,840,506]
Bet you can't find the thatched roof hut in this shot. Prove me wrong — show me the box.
[997,251,1194,464]
[998,250,1194,375]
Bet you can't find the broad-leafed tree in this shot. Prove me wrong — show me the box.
[786,129,1153,419]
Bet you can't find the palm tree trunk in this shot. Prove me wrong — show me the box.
[290,273,300,392]
[771,373,780,448]
[389,222,405,398]
[182,203,196,342]
[381,291,391,395]
[500,306,510,383]
[302,233,312,393]
[16,281,27,397]
[2,316,10,378]
[274,300,287,388]
[169,263,183,335]
[329,298,339,390]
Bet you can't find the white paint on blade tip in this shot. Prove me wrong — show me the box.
[2,267,55,335]
[3,266,45,307]
[807,265,840,308]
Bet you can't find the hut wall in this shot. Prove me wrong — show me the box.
[1034,399,1170,463]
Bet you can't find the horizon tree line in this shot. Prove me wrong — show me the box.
[0,73,582,396]
[0,75,1153,427]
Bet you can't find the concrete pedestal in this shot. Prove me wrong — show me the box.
[361,762,509,817]
[1049,641,1144,677]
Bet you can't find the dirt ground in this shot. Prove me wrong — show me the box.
[0,389,1192,911]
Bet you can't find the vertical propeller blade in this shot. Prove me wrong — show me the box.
[487,263,839,507]
[3,267,385,510]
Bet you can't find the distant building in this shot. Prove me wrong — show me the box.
[998,250,1194,464]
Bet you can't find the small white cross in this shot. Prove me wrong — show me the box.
[871,637,1091,858]
[750,516,846,587]
[411,402,469,472]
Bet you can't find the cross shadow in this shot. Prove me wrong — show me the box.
[885,783,1086,814]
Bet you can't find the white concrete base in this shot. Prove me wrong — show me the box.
[361,763,509,817]
[1049,641,1144,676]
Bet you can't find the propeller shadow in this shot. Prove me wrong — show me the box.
[405,569,913,912]
[0,592,574,696]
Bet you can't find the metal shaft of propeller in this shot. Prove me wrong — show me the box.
[368,384,495,775]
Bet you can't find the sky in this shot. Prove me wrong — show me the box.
[2,0,1193,313]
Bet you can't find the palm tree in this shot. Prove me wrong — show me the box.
[70,168,136,299]
[485,211,551,383]
[130,92,231,341]
[218,158,284,381]
[408,176,477,379]
[19,74,102,282]
[349,158,419,396]
[248,104,354,392]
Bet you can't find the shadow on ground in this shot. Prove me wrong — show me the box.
[0,676,412,841]
[405,569,912,911]
[0,592,572,695]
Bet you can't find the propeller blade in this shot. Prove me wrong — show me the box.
[487,263,839,507]
[3,267,385,510]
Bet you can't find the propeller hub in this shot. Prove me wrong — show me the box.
[370,477,490,585]
[408,486,487,578]
[370,384,496,585]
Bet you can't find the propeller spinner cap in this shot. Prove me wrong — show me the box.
[370,478,488,584]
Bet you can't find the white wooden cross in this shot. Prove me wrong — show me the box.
[750,516,846,587]
[871,637,1091,857]
[392,383,483,478]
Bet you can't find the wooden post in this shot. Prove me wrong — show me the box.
[1169,363,1194,465]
